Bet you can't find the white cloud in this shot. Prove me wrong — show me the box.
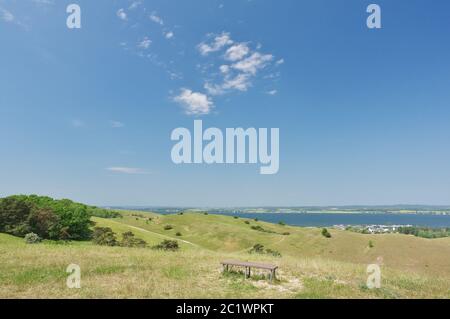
[138,36,152,49]
[149,12,164,25]
[197,32,233,56]
[197,32,278,99]
[219,65,230,74]
[232,52,273,75]
[128,1,142,10]
[32,0,54,5]
[110,120,125,128]
[117,8,127,21]
[224,43,250,61]
[276,58,285,65]
[0,8,14,22]
[164,31,174,39]
[205,73,251,95]
[222,74,251,91]
[204,83,225,96]
[168,71,182,80]
[266,90,278,95]
[174,89,214,115]
[106,167,150,175]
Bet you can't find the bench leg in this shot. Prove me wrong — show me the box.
[270,270,276,282]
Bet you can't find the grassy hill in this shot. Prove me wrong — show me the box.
[0,210,449,298]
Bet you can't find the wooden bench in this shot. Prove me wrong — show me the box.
[221,260,278,282]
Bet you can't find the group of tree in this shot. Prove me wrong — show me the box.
[92,227,179,251]
[397,226,450,239]
[92,227,147,248]
[0,195,120,241]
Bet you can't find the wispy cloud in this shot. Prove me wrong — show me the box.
[106,167,150,175]
[232,52,273,75]
[110,120,125,128]
[149,12,164,25]
[137,36,152,49]
[128,1,142,10]
[0,7,14,22]
[32,0,55,6]
[197,32,233,56]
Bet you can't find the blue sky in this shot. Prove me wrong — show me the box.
[1,0,450,206]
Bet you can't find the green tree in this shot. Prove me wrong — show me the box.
[321,228,332,238]
[92,227,118,246]
[153,240,179,251]
[28,207,60,239]
[120,231,147,248]
[0,196,33,236]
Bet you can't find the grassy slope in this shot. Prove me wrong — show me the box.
[0,211,449,299]
[108,212,450,276]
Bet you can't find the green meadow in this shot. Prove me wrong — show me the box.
[1,211,449,298]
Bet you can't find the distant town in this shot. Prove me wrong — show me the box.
[334,224,412,234]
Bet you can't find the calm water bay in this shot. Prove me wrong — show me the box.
[210,212,450,228]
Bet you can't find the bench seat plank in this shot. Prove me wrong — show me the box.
[221,260,278,271]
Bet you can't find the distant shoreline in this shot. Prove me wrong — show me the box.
[115,207,450,216]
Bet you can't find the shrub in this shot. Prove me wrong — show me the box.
[266,249,282,258]
[254,218,259,222]
[251,225,275,234]
[233,216,239,219]
[278,221,286,226]
[204,212,208,215]
[120,231,147,248]
[92,227,118,246]
[176,232,182,237]
[153,240,179,251]
[249,244,265,254]
[369,240,374,248]
[178,212,184,215]
[249,244,282,257]
[24,232,41,244]
[164,225,173,231]
[244,221,250,224]
[282,232,290,236]
[322,228,332,238]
